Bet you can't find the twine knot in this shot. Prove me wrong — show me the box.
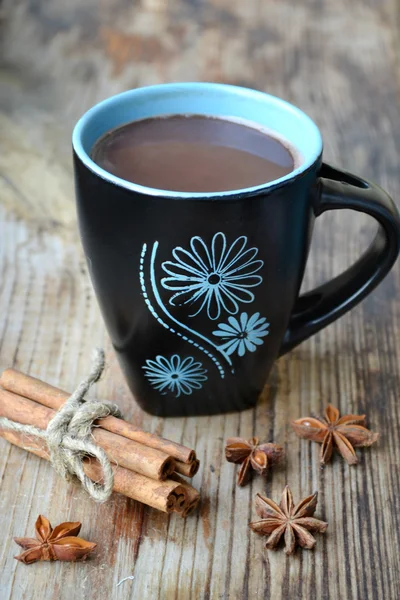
[0,349,122,502]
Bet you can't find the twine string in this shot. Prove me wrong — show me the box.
[0,349,121,502]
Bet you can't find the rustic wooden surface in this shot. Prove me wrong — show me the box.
[1,0,400,598]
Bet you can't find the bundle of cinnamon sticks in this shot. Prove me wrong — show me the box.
[0,369,200,517]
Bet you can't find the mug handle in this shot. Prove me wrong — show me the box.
[279,163,400,356]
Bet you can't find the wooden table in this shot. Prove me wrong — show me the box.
[1,1,399,598]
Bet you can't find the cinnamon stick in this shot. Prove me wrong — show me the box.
[0,388,175,481]
[171,474,201,517]
[0,369,194,464]
[0,428,187,514]
[175,459,200,478]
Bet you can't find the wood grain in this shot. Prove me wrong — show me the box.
[1,0,399,598]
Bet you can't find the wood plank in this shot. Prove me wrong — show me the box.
[1,0,400,598]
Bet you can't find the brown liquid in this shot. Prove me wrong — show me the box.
[91,115,295,193]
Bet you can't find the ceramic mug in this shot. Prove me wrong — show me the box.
[72,83,400,416]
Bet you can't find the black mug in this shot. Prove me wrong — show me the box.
[72,83,400,416]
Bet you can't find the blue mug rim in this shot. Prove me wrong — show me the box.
[72,82,323,200]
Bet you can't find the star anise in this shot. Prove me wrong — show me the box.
[292,404,379,465]
[14,515,96,564]
[249,485,328,555]
[225,437,284,486]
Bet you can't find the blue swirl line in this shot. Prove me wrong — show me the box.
[140,244,225,378]
[149,242,233,368]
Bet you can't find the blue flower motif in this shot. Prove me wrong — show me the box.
[161,233,263,320]
[143,355,208,397]
[213,312,269,356]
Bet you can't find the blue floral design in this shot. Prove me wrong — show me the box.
[213,312,269,356]
[143,355,208,397]
[161,232,263,320]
